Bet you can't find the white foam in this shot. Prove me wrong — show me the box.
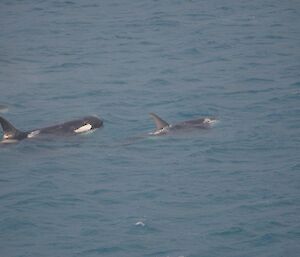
[74,124,92,133]
[150,126,170,136]
[1,139,18,144]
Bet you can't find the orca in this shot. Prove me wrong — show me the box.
[0,115,103,143]
[149,113,217,136]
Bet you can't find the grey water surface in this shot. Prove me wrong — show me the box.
[1,0,300,256]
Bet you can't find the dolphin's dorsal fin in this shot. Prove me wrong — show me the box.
[0,116,24,140]
[149,113,169,130]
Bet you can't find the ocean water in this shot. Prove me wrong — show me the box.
[0,0,300,256]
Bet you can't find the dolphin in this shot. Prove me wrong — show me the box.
[149,113,217,136]
[0,115,103,143]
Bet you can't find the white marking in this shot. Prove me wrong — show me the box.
[203,118,218,125]
[3,133,12,139]
[135,221,145,227]
[74,123,92,133]
[27,130,40,138]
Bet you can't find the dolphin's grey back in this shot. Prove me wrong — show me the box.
[148,113,217,136]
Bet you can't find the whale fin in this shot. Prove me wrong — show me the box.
[0,116,25,140]
[149,113,169,130]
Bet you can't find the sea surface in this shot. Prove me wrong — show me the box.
[0,0,300,256]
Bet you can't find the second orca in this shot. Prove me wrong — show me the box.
[149,113,217,136]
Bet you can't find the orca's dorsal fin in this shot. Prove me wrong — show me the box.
[0,116,24,140]
[149,113,169,130]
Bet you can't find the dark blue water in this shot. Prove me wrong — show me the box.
[1,0,300,256]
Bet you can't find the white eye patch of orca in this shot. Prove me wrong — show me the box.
[74,123,92,133]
